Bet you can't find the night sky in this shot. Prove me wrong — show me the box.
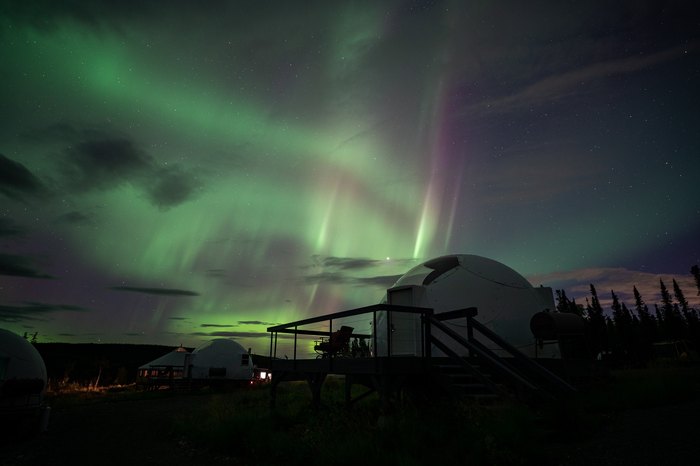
[1,0,699,353]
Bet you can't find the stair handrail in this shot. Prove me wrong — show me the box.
[427,316,539,393]
[466,314,577,394]
[429,333,508,396]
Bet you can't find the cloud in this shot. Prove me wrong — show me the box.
[238,320,278,326]
[315,256,382,270]
[168,316,189,321]
[528,267,700,314]
[65,137,151,190]
[303,255,413,289]
[26,124,202,209]
[109,286,200,296]
[200,323,237,328]
[354,275,403,287]
[304,271,402,288]
[55,210,93,225]
[0,302,88,323]
[146,165,199,210]
[304,272,349,285]
[0,153,45,200]
[466,43,698,116]
[64,135,200,209]
[0,218,25,237]
[0,253,53,279]
[1,0,217,31]
[189,331,274,339]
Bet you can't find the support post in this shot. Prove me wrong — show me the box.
[307,373,327,408]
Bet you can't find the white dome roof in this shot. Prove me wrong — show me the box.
[385,254,552,355]
[192,339,247,365]
[193,338,247,355]
[0,328,47,386]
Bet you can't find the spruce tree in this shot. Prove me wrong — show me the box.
[555,289,569,313]
[588,284,607,353]
[632,285,655,362]
[691,265,700,296]
[633,286,651,322]
[555,289,582,315]
[660,279,683,340]
[672,279,690,315]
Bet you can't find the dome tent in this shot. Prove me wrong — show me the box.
[0,328,50,437]
[137,345,190,381]
[377,254,558,358]
[0,329,47,386]
[188,338,254,381]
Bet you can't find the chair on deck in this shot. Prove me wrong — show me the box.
[314,326,354,358]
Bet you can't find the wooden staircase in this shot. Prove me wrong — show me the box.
[433,361,501,401]
[427,308,577,402]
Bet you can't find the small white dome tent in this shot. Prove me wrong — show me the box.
[137,345,190,382]
[376,254,558,358]
[188,339,254,382]
[0,328,50,436]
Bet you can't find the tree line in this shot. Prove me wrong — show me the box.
[554,265,700,366]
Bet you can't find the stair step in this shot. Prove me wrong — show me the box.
[451,383,490,389]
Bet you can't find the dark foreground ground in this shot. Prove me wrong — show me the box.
[1,391,238,466]
[2,368,700,466]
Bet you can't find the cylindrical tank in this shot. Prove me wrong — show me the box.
[376,254,557,358]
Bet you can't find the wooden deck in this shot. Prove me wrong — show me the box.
[269,355,432,378]
[267,304,579,409]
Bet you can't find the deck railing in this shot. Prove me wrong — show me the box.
[267,304,434,363]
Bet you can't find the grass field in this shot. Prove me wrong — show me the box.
[2,365,699,465]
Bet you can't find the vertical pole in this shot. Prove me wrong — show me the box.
[373,310,377,356]
[373,309,378,373]
[328,319,333,371]
[293,325,298,370]
[467,314,474,358]
[387,307,392,358]
[424,310,432,359]
[269,331,273,360]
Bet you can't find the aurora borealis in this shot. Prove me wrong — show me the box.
[1,0,699,353]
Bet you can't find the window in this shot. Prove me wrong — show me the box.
[241,354,250,366]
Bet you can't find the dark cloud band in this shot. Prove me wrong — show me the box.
[109,286,200,296]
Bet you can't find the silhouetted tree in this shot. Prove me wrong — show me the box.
[611,290,634,362]
[556,289,582,315]
[673,279,690,316]
[660,279,684,340]
[691,265,700,296]
[654,303,664,329]
[555,289,568,312]
[633,286,652,323]
[632,286,655,363]
[588,284,608,353]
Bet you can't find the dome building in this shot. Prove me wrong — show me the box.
[0,328,50,436]
[377,254,558,358]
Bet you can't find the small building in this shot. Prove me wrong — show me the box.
[188,338,253,382]
[137,345,190,387]
[138,339,255,389]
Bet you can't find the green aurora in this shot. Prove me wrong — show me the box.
[1,1,699,355]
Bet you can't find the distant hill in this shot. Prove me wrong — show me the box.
[35,343,186,386]
[34,343,271,387]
